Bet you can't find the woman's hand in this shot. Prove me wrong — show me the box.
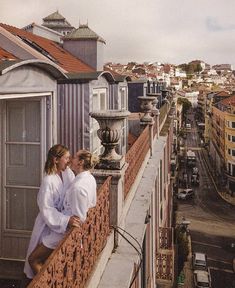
[68,215,80,228]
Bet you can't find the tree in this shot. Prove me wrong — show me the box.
[175,226,190,273]
[177,97,192,121]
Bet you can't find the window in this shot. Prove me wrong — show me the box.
[119,87,127,110]
[91,88,107,154]
[233,135,235,142]
[232,122,235,128]
[228,134,231,141]
[232,150,235,157]
[228,149,231,155]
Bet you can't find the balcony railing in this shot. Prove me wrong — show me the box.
[124,125,150,198]
[158,227,173,250]
[156,252,174,281]
[28,176,112,288]
[156,227,174,283]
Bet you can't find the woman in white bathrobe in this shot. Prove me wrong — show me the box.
[28,149,99,276]
[23,144,80,281]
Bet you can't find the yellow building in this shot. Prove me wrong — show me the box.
[210,95,235,194]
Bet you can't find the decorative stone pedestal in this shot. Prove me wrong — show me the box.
[90,109,130,227]
[161,89,169,99]
[138,96,155,124]
[90,110,130,170]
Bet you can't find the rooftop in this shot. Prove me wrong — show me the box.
[0,23,94,73]
[43,11,66,21]
[64,24,105,43]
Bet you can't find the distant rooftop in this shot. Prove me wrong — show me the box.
[64,24,105,43]
[42,11,74,30]
[43,11,65,21]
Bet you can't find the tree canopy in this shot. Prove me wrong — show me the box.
[177,97,192,118]
[178,62,202,76]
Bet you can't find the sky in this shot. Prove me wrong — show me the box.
[1,0,235,68]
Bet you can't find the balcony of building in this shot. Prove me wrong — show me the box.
[156,227,174,286]
[9,93,175,288]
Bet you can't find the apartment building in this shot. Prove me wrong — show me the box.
[0,14,176,288]
[209,95,235,194]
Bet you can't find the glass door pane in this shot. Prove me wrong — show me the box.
[5,100,41,232]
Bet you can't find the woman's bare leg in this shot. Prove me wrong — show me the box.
[28,243,53,275]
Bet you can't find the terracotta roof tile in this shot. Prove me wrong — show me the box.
[0,23,94,73]
[0,46,17,60]
[219,95,235,107]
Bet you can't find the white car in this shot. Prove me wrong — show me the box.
[192,252,207,270]
[193,269,211,288]
[177,189,194,200]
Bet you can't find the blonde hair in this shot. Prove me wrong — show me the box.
[44,144,69,175]
[77,150,99,170]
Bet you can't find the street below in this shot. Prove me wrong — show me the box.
[176,109,235,288]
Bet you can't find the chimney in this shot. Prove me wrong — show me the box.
[62,23,106,71]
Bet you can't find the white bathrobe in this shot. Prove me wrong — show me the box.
[24,167,75,279]
[42,170,97,250]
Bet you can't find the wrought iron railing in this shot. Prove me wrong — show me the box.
[156,252,174,281]
[124,125,150,198]
[28,176,112,288]
[156,227,174,282]
[158,227,173,250]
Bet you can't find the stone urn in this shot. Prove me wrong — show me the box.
[146,92,161,114]
[138,96,155,123]
[161,89,169,99]
[90,110,130,169]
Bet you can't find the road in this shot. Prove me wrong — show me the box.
[177,110,235,288]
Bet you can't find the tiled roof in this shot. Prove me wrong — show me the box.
[0,46,17,60]
[64,24,105,43]
[0,23,94,73]
[219,95,235,107]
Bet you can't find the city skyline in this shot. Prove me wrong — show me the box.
[1,0,235,68]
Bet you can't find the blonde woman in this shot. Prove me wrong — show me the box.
[28,149,99,275]
[23,144,80,282]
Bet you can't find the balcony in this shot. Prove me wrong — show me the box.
[28,176,112,288]
[156,227,174,284]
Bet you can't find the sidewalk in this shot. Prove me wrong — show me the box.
[201,149,235,206]
[177,235,193,288]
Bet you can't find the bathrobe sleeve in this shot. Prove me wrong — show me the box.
[37,176,70,234]
[70,186,89,223]
[69,174,97,223]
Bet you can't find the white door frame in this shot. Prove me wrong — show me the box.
[0,92,54,259]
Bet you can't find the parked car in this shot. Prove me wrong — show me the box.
[193,269,211,288]
[192,252,207,270]
[177,189,194,200]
